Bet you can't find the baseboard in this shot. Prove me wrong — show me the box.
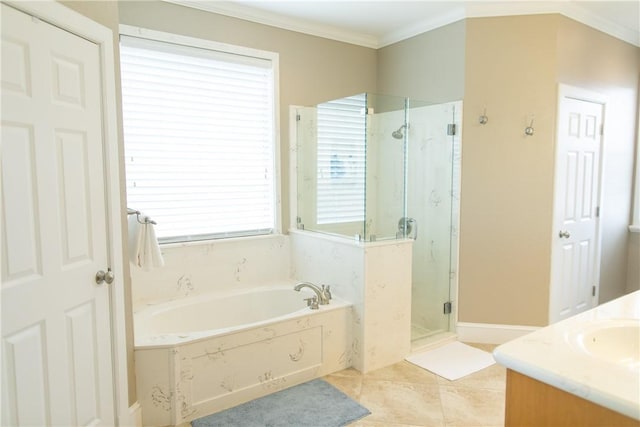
[456,322,540,344]
[409,331,457,354]
[119,401,143,427]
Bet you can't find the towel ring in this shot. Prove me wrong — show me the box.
[127,208,157,225]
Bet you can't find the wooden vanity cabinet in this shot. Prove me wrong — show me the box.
[504,369,640,427]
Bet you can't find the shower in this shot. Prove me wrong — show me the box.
[295,93,461,350]
[392,124,407,139]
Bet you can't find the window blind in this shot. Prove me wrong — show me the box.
[316,94,366,224]
[120,34,276,242]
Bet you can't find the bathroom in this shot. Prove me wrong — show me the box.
[1,1,638,426]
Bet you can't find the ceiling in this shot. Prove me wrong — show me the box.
[168,1,640,48]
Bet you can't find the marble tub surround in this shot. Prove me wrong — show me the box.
[135,298,352,426]
[494,290,640,421]
[290,230,413,372]
[131,234,290,307]
[134,284,351,348]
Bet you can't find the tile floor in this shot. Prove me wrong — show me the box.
[323,343,506,427]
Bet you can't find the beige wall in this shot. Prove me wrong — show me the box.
[629,232,640,292]
[459,15,561,326]
[556,16,640,303]
[60,0,117,29]
[459,14,639,326]
[377,20,465,103]
[118,1,378,231]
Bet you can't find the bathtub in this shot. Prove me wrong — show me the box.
[134,284,353,426]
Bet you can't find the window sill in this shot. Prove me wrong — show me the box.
[160,233,285,250]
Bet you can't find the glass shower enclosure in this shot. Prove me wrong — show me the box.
[294,93,461,345]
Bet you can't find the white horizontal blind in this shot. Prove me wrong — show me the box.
[120,34,276,242]
[316,94,366,224]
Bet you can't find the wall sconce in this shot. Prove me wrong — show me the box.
[479,108,488,125]
[525,118,535,136]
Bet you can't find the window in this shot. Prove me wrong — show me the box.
[119,27,278,243]
[316,94,366,224]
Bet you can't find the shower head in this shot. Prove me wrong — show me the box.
[392,124,407,140]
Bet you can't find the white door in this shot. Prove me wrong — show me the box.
[1,4,115,425]
[550,87,604,323]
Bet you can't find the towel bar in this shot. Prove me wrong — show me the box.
[127,208,157,225]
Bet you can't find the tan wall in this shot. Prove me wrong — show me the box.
[58,0,138,405]
[118,1,378,231]
[633,236,640,294]
[60,0,116,29]
[377,20,465,103]
[459,15,561,326]
[459,14,640,326]
[556,16,640,303]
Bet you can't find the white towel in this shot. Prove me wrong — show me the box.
[128,213,164,271]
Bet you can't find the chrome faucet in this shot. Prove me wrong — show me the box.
[294,282,331,306]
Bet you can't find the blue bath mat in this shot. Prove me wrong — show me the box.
[191,378,370,427]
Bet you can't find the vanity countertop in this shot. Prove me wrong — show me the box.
[493,290,640,421]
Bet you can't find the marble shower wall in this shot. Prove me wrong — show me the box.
[290,230,412,372]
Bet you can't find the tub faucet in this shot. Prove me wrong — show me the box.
[294,282,330,305]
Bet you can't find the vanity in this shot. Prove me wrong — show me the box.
[494,291,640,427]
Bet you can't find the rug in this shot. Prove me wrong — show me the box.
[405,341,495,381]
[191,379,370,427]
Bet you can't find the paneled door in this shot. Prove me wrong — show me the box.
[549,86,605,323]
[1,3,116,425]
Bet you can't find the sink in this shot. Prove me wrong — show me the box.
[571,319,640,371]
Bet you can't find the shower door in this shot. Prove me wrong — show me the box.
[406,101,461,344]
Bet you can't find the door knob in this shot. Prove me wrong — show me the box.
[95,268,115,285]
[558,230,571,239]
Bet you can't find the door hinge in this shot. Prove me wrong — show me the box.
[592,286,596,297]
[595,206,600,217]
[443,301,452,315]
[447,123,456,136]
[296,113,301,121]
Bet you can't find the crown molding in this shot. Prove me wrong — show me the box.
[465,1,639,47]
[378,5,466,48]
[164,0,379,48]
[165,1,639,49]
[559,2,639,47]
